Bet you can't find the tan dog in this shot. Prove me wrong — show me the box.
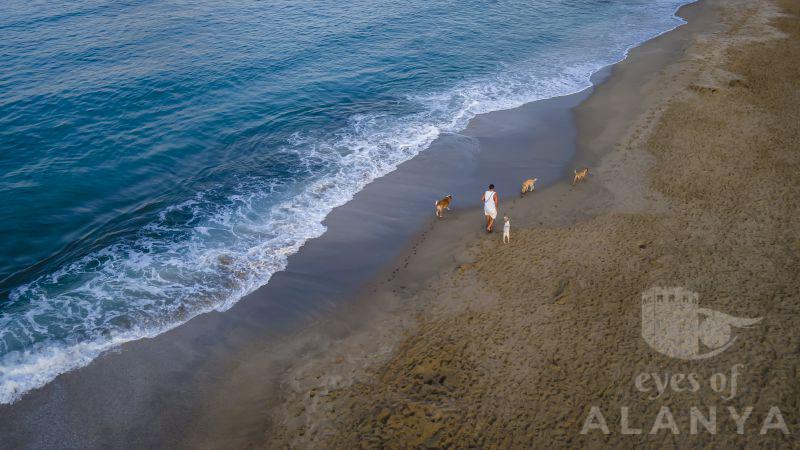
[572,167,589,186]
[520,178,538,196]
[435,195,453,218]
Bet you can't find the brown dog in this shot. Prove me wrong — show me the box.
[520,178,538,196]
[572,168,589,186]
[435,195,453,218]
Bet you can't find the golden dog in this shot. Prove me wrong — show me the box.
[435,195,453,218]
[520,178,538,196]
[572,168,589,186]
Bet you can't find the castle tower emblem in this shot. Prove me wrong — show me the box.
[641,287,761,360]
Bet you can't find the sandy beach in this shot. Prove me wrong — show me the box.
[244,0,800,446]
[1,0,797,447]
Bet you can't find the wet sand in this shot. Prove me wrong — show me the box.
[254,0,800,447]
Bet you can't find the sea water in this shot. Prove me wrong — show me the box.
[0,0,690,403]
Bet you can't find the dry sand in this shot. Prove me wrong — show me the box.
[251,0,800,446]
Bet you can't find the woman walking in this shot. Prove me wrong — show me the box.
[482,184,499,233]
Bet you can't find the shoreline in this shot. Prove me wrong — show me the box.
[0,11,646,448]
[213,0,715,445]
[0,0,692,411]
[0,55,599,449]
[242,0,799,446]
[192,3,713,442]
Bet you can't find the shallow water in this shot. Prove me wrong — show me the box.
[0,0,688,402]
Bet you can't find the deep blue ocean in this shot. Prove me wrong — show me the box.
[0,0,688,402]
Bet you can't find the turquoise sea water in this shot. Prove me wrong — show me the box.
[0,0,688,402]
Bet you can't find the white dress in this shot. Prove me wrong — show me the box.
[483,190,497,219]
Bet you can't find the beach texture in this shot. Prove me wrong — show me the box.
[256,0,800,446]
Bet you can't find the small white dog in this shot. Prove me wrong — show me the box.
[503,216,510,243]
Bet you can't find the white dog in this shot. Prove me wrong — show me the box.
[503,216,510,243]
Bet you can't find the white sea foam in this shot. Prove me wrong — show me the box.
[0,2,690,404]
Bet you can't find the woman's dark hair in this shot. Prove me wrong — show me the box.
[489,184,495,189]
